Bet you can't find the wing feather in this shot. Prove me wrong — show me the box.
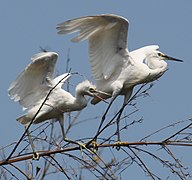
[53,73,71,88]
[57,14,130,81]
[8,52,58,109]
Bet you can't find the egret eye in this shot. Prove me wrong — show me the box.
[158,53,164,57]
[89,87,96,93]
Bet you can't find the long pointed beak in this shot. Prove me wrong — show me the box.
[93,89,111,96]
[87,89,111,103]
[163,54,183,62]
[89,89,111,97]
[90,89,111,104]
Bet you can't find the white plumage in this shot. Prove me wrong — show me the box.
[8,51,100,138]
[57,14,183,139]
[57,14,183,107]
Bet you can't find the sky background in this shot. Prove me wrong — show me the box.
[1,1,192,179]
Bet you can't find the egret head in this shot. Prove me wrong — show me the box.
[142,46,183,70]
[155,51,183,62]
[76,80,111,97]
[146,49,183,63]
[134,45,183,65]
[76,80,97,97]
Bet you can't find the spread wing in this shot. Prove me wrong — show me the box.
[57,14,130,81]
[8,52,58,110]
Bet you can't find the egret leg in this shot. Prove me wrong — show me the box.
[116,104,126,142]
[25,125,39,160]
[58,115,66,139]
[58,115,93,155]
[116,89,133,143]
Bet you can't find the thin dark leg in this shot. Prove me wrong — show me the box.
[58,116,93,154]
[116,89,133,142]
[25,125,39,160]
[116,104,126,142]
[58,117,65,140]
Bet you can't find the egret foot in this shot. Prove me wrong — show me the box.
[32,152,40,160]
[64,138,94,155]
[114,141,123,151]
[88,140,98,153]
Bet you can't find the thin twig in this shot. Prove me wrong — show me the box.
[128,146,156,180]
[64,152,105,179]
[163,119,192,142]
[49,155,71,179]
[1,166,20,180]
[9,163,30,179]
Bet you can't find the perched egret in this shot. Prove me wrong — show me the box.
[8,51,105,156]
[57,14,183,140]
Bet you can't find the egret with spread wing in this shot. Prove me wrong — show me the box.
[8,51,104,157]
[57,14,183,141]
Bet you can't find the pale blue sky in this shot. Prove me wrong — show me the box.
[1,1,192,179]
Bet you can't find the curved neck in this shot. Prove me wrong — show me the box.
[74,92,87,110]
[146,57,167,70]
[147,59,168,81]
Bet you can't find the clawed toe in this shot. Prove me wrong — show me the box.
[32,152,40,160]
[114,141,124,151]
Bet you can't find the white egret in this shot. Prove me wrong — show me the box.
[8,51,105,157]
[57,14,183,141]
